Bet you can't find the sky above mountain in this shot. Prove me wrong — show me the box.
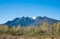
[0,0,60,24]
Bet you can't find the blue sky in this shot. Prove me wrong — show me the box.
[0,0,60,24]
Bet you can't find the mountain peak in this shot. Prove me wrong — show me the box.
[43,16,48,18]
[4,16,60,27]
[32,16,37,19]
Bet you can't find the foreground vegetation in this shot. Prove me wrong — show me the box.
[0,21,60,39]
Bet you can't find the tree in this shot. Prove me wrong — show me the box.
[0,25,3,32]
[2,25,9,33]
[0,25,9,33]
[40,21,49,35]
[16,25,23,35]
[23,26,35,35]
[34,26,41,34]
[56,22,60,35]
[9,26,17,35]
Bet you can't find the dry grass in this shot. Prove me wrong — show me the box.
[0,35,60,39]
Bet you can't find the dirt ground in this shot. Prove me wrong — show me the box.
[0,35,60,39]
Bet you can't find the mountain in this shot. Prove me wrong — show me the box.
[4,16,60,27]
[5,17,35,27]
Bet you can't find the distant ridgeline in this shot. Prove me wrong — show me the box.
[4,16,60,27]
